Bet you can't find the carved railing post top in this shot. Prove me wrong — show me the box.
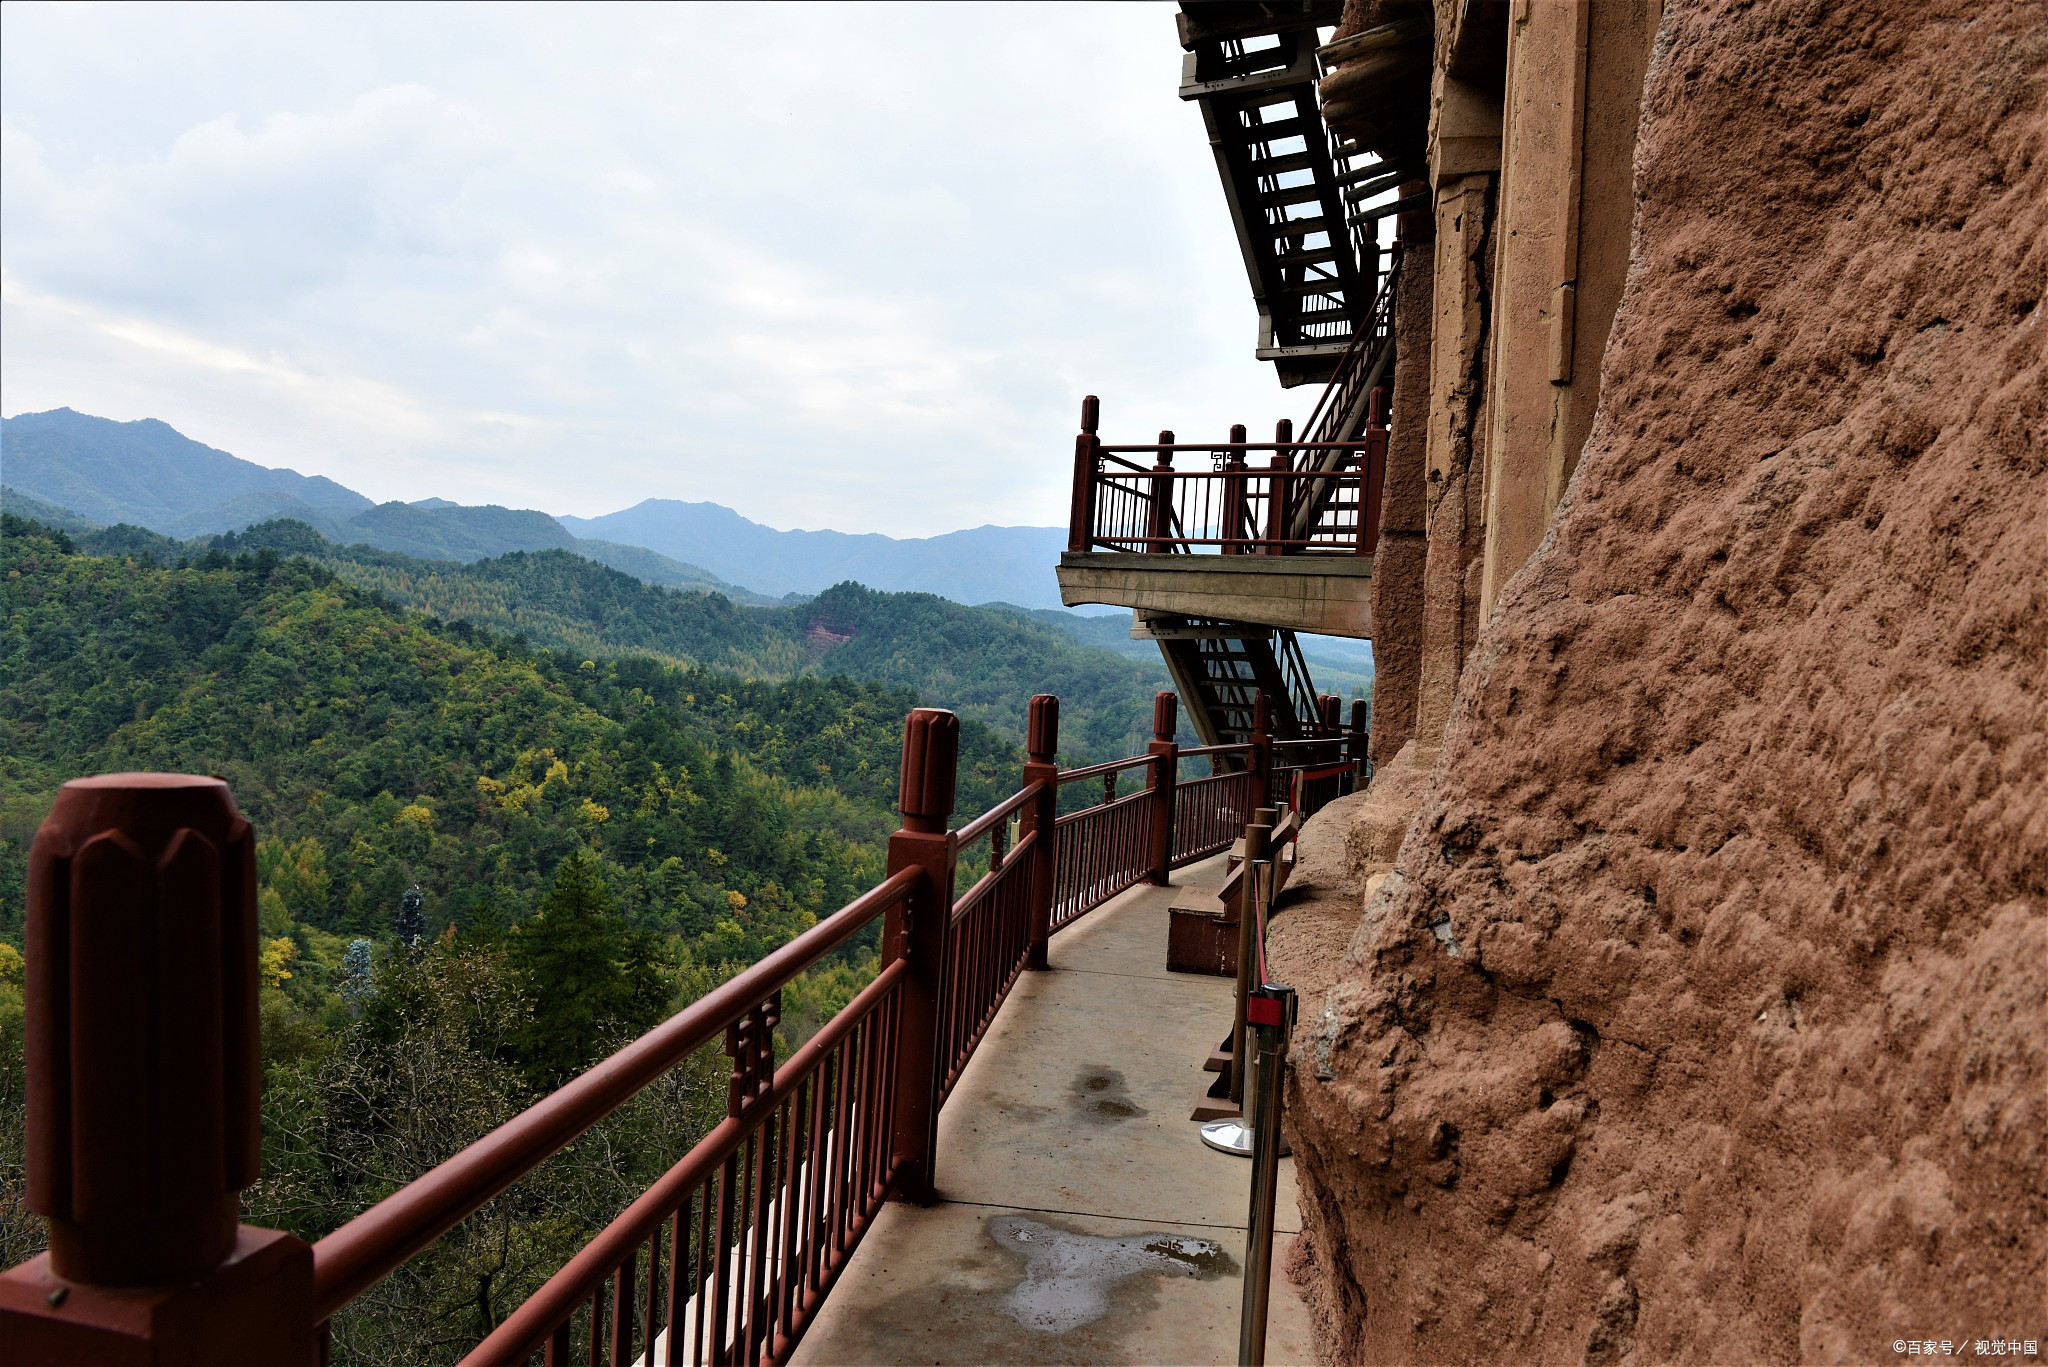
[1153,691,1178,742]
[36,772,247,858]
[898,708,959,826]
[1027,694,1060,764]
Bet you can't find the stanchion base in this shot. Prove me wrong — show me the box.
[1200,1119,1255,1156]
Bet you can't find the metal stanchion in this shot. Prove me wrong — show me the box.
[1236,982,1296,1367]
[1202,852,1274,1157]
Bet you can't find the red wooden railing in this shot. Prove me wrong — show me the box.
[1172,762,1258,866]
[938,783,1040,1105]
[1050,756,1157,932]
[1268,696,1372,822]
[0,689,1361,1366]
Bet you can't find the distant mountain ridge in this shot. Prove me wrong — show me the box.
[3,408,370,528]
[559,500,1074,609]
[2,407,1079,609]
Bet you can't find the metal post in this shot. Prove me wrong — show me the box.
[884,709,958,1204]
[1068,396,1100,554]
[1263,452,1290,556]
[1265,419,1293,556]
[0,775,317,1365]
[1021,695,1060,972]
[1249,693,1272,810]
[1228,830,1268,1108]
[1237,984,1297,1367]
[1145,691,1178,886]
[1320,694,1344,786]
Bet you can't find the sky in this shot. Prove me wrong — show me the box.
[1,2,1330,538]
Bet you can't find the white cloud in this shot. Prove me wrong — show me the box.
[1,2,1312,536]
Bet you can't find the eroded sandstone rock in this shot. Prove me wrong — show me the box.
[1276,1,2047,1362]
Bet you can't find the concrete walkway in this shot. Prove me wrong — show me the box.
[792,857,1317,1367]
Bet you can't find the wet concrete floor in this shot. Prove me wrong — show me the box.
[791,858,1316,1366]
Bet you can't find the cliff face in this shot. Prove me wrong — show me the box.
[1278,2,2047,1362]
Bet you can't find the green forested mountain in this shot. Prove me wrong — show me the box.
[569,536,782,604]
[214,519,1174,758]
[0,515,1022,955]
[0,516,1038,1357]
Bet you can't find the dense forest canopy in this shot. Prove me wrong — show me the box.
[210,516,1178,757]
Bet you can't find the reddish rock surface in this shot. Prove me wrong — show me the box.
[1273,2,2047,1362]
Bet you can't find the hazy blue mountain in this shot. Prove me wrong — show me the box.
[156,490,355,540]
[349,501,578,560]
[4,407,1087,611]
[2,408,371,529]
[560,499,1074,609]
[4,408,592,566]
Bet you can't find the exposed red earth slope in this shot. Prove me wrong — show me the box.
[1273,2,2047,1362]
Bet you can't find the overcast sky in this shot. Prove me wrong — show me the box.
[2,1,1328,538]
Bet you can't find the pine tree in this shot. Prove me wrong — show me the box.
[509,851,664,1088]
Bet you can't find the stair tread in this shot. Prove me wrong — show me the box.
[1251,149,1319,176]
[1255,215,1329,236]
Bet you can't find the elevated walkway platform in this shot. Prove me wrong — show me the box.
[1058,550,1374,638]
[792,855,1316,1365]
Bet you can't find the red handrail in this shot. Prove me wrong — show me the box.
[461,959,912,1365]
[309,868,920,1321]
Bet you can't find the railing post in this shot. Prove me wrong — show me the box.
[1067,396,1100,554]
[884,709,958,1205]
[1021,695,1060,972]
[1145,692,1179,886]
[1349,697,1371,790]
[1360,386,1389,557]
[1249,693,1273,810]
[1146,432,1176,552]
[1265,420,1293,556]
[0,775,318,1366]
[1222,424,1249,555]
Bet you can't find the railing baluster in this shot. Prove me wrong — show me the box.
[611,1246,635,1367]
[643,1229,660,1367]
[710,1155,736,1367]
[663,1208,683,1367]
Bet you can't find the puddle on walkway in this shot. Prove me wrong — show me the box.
[989,1215,1233,1333]
[1069,1064,1149,1123]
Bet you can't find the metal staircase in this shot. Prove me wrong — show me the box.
[1178,1,1405,388]
[1138,614,1331,749]
[1101,3,1405,754]
[1129,254,1399,751]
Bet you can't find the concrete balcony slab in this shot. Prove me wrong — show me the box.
[1058,552,1374,638]
[790,858,1317,1366]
